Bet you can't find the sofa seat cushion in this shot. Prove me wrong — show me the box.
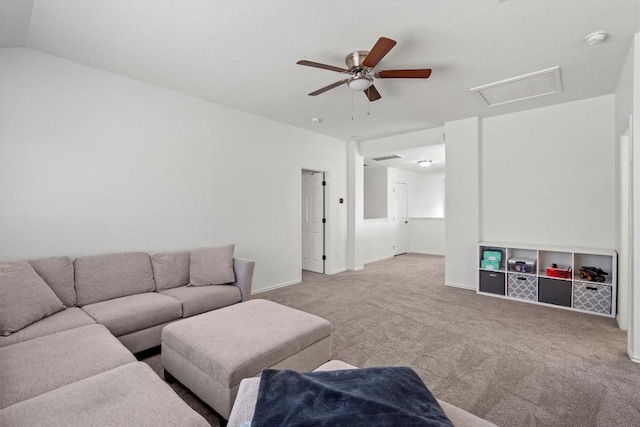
[81,292,182,337]
[0,362,209,427]
[0,324,135,409]
[0,261,66,336]
[159,285,241,318]
[0,307,96,348]
[28,256,76,307]
[74,252,155,306]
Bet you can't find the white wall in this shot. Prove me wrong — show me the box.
[347,140,364,271]
[630,33,640,363]
[359,127,444,158]
[615,39,635,331]
[445,117,479,289]
[362,219,394,264]
[392,168,444,218]
[363,167,387,219]
[411,170,445,218]
[410,218,445,255]
[481,95,616,249]
[0,48,348,292]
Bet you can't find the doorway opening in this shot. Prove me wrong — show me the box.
[301,169,326,273]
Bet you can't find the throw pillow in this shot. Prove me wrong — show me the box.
[189,245,235,287]
[151,251,190,291]
[28,256,76,307]
[0,261,66,336]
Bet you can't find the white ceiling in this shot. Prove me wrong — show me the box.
[1,0,639,145]
[365,144,446,174]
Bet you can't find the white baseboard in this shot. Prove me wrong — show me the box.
[628,350,640,363]
[251,280,300,295]
[616,314,627,330]
[349,266,364,271]
[252,268,348,293]
[364,255,394,265]
[445,282,476,291]
[409,251,445,256]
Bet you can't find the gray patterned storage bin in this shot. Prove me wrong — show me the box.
[573,281,612,314]
[507,274,537,301]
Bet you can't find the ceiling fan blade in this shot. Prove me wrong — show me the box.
[297,60,349,74]
[376,69,432,79]
[362,37,397,68]
[308,79,349,96]
[364,85,382,102]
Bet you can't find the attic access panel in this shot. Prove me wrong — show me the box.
[471,66,562,107]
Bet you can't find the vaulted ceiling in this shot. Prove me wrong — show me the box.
[1,0,639,142]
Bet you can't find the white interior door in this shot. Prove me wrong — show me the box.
[393,182,409,255]
[301,171,324,273]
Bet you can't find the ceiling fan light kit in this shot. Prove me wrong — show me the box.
[297,37,432,102]
[347,73,373,91]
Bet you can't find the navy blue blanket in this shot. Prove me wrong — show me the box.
[251,367,453,427]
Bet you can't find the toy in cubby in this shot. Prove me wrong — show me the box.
[579,266,608,283]
[481,249,502,270]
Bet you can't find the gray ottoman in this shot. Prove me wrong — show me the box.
[161,299,332,419]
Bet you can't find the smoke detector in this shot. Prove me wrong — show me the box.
[585,31,607,45]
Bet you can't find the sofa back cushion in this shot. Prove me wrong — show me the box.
[151,251,190,291]
[74,252,155,306]
[189,245,236,287]
[28,256,76,307]
[0,261,66,336]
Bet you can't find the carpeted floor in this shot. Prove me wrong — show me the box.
[141,254,640,426]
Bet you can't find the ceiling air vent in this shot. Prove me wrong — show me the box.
[372,154,404,161]
[470,66,562,107]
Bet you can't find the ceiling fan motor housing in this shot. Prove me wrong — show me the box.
[345,51,374,91]
[345,51,370,71]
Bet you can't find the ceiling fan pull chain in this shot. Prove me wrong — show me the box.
[351,90,354,121]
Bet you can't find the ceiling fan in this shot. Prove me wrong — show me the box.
[296,37,432,102]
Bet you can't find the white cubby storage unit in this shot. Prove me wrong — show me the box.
[478,242,617,318]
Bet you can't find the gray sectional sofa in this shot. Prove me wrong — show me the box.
[0,246,255,426]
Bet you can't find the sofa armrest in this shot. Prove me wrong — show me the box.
[233,258,255,302]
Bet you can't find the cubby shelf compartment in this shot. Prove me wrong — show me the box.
[478,242,617,318]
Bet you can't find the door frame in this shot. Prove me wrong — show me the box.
[299,166,330,278]
[619,122,632,330]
